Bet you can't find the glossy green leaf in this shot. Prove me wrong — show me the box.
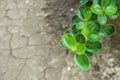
[98,14,107,25]
[109,0,119,4]
[75,33,86,43]
[76,44,86,55]
[100,24,116,36]
[105,5,117,15]
[75,21,86,29]
[81,27,90,37]
[60,33,76,49]
[83,7,92,19]
[86,41,102,53]
[76,7,84,19]
[109,14,119,19]
[74,53,90,71]
[72,15,80,26]
[92,0,100,4]
[91,4,103,15]
[87,21,101,32]
[89,32,101,42]
[80,0,89,6]
[101,0,110,7]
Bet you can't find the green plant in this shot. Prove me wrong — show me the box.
[60,0,120,71]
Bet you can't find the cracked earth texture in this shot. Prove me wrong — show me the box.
[0,0,120,80]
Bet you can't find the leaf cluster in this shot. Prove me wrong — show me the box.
[60,0,120,70]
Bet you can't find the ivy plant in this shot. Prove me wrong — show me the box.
[60,0,120,71]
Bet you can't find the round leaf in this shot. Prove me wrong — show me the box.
[100,24,116,36]
[87,21,101,32]
[75,33,86,43]
[81,27,90,37]
[89,32,101,42]
[91,4,103,15]
[101,0,110,7]
[75,21,86,29]
[83,7,92,19]
[60,33,76,49]
[76,44,86,55]
[86,41,102,53]
[98,14,107,25]
[74,54,90,71]
[105,5,117,15]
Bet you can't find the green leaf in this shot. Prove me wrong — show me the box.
[86,51,93,57]
[109,0,119,4]
[76,44,86,55]
[89,32,101,42]
[81,27,90,37]
[100,24,116,36]
[86,41,102,53]
[74,53,90,71]
[98,14,107,25]
[101,0,110,7]
[109,14,119,19]
[87,21,101,32]
[72,15,80,26]
[71,25,81,34]
[92,0,100,4]
[76,7,84,19]
[75,21,86,29]
[83,7,92,19]
[80,0,89,6]
[75,33,86,43]
[60,33,76,49]
[91,4,103,15]
[105,5,117,15]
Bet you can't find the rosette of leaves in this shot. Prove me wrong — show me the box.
[60,0,119,71]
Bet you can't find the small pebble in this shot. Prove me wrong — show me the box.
[70,8,74,12]
[67,66,71,71]
[25,0,29,4]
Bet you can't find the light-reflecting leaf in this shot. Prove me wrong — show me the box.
[100,24,116,36]
[80,0,89,6]
[105,5,117,15]
[60,33,76,49]
[86,41,102,53]
[76,44,86,55]
[89,32,101,42]
[109,0,119,4]
[76,7,84,19]
[98,14,107,25]
[87,21,101,32]
[74,53,90,71]
[92,0,100,4]
[75,21,86,29]
[81,27,90,37]
[83,7,92,19]
[91,4,103,15]
[75,33,86,43]
[101,0,110,7]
